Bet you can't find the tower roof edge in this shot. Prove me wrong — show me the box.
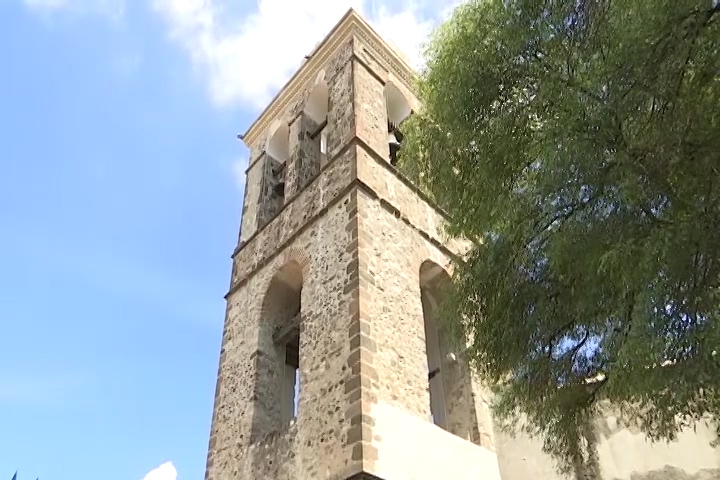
[240,8,416,148]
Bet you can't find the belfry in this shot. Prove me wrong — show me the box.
[203,8,501,480]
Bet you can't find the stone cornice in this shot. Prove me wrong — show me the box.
[241,8,417,148]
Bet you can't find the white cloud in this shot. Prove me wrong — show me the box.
[152,0,463,110]
[23,0,125,21]
[142,462,177,480]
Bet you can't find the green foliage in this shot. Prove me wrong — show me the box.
[400,0,720,474]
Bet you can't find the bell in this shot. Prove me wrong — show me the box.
[388,131,400,147]
[273,181,285,197]
[388,132,401,166]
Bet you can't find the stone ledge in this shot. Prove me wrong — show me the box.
[226,181,463,300]
[226,174,464,298]
[232,136,359,260]
[354,181,462,264]
[228,141,466,299]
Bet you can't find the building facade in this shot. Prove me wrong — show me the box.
[203,9,720,480]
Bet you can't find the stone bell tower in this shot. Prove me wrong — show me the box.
[204,9,502,480]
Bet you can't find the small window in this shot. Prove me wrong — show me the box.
[301,77,329,182]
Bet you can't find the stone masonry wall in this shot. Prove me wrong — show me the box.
[353,184,501,479]
[206,34,365,480]
[206,190,364,480]
[229,144,355,290]
[211,16,502,480]
[217,11,720,480]
[238,37,355,245]
[345,27,500,477]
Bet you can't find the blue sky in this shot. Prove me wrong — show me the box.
[0,1,459,479]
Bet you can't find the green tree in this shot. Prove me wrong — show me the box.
[400,0,720,474]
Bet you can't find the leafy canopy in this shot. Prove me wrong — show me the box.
[400,0,720,473]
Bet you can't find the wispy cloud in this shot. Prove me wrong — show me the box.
[152,0,463,110]
[22,0,125,21]
[142,462,177,480]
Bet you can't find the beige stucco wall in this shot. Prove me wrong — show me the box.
[495,415,720,480]
[595,414,719,479]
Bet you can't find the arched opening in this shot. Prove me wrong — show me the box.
[384,82,412,166]
[304,75,329,124]
[254,261,303,437]
[419,260,481,444]
[306,80,329,160]
[299,72,329,188]
[420,261,451,429]
[257,121,290,227]
[267,122,290,163]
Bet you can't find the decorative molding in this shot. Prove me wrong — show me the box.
[241,8,417,147]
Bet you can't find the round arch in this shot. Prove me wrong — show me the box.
[262,260,303,319]
[419,260,452,297]
[304,70,329,124]
[384,82,412,126]
[267,120,290,162]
